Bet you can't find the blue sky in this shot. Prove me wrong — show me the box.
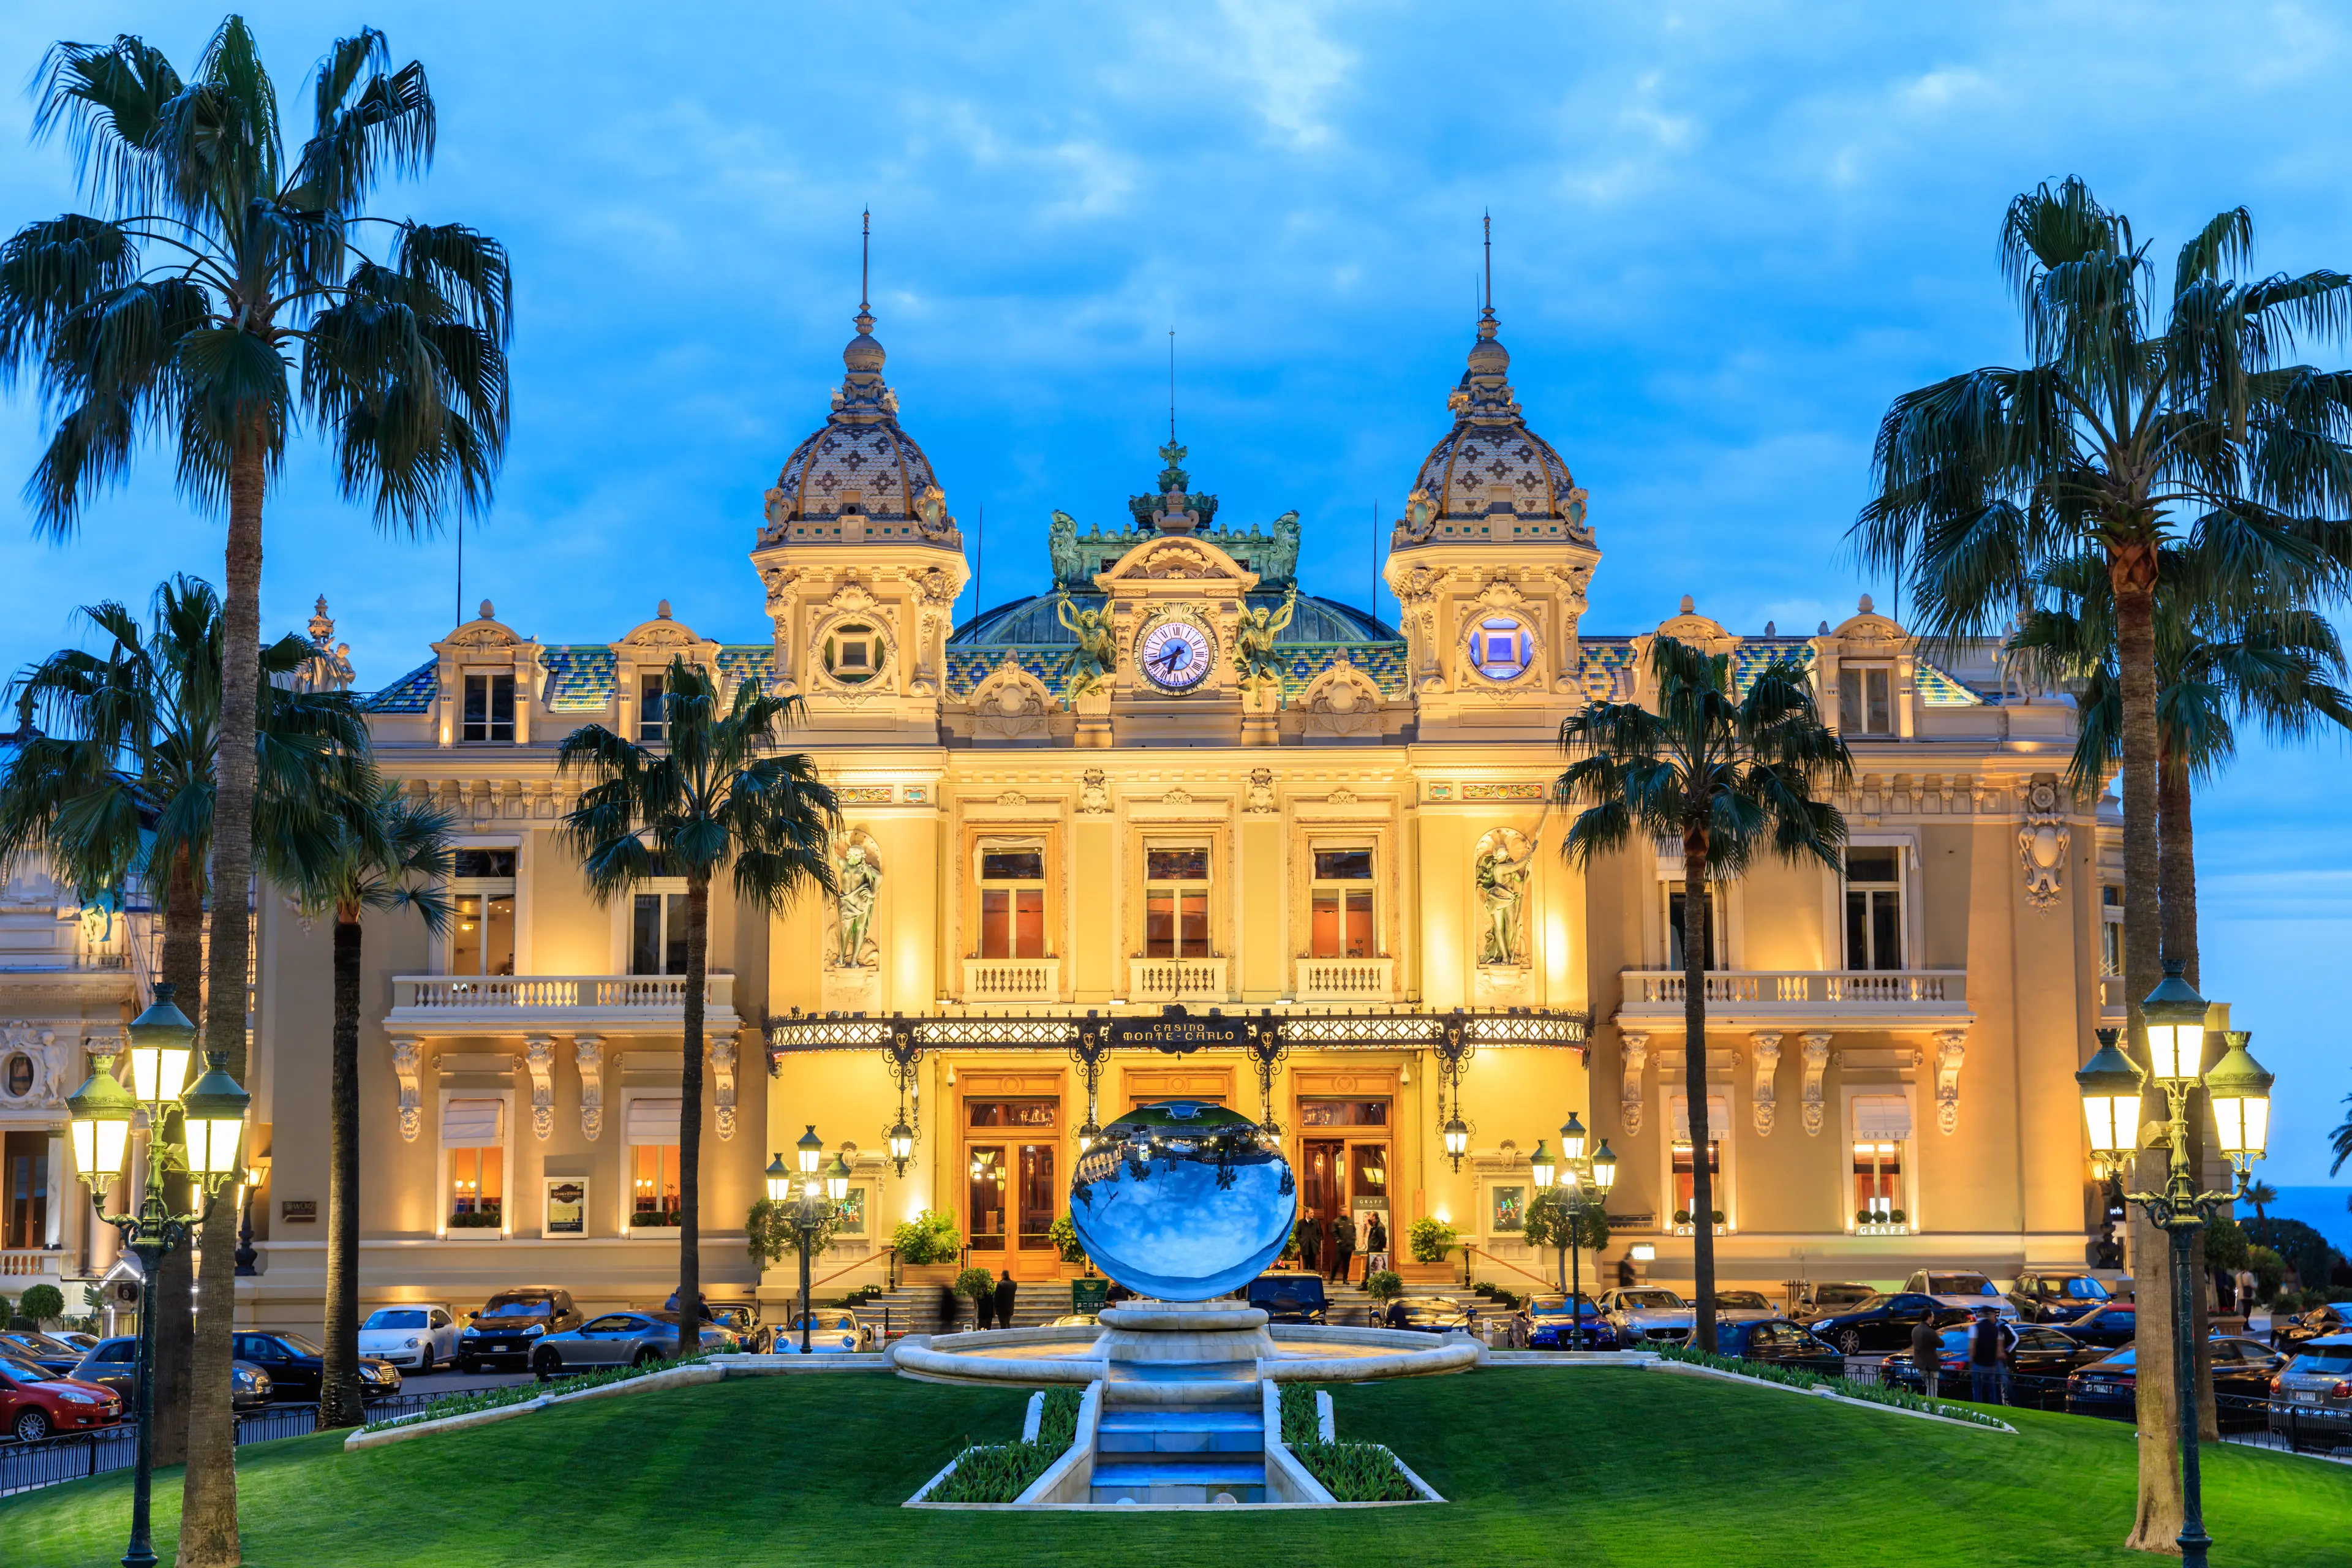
[2,3,2348,1183]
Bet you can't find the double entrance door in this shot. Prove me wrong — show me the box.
[966,1095,1060,1280]
[1297,1136,1388,1283]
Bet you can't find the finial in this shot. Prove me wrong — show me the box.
[1169,328,1177,445]
[1679,594,1695,614]
[1858,592,1874,614]
[657,599,673,619]
[478,599,494,620]
[861,207,870,314]
[1483,209,1493,316]
[1818,619,1831,635]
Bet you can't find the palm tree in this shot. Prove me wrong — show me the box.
[1,23,511,1558]
[296,782,453,1428]
[1852,181,2352,1550]
[1556,634,1850,1352]
[0,576,362,1463]
[557,659,839,1352]
[2242,1180,2278,1223]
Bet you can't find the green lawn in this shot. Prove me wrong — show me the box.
[6,1370,2346,1567]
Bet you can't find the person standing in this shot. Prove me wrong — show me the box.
[1364,1213,1389,1276]
[993,1270,1018,1331]
[936,1283,961,1335]
[1330,1212,1357,1283]
[1297,1213,1322,1276]
[974,1278,997,1332]
[1909,1313,1943,1404]
[1615,1254,1637,1289]
[1967,1308,2008,1404]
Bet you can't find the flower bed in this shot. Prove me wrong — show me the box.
[361,1354,715,1432]
[1287,1440,1422,1501]
[1652,1344,2008,1429]
[917,1387,1083,1504]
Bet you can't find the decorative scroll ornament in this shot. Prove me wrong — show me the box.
[1749,1031,1783,1137]
[525,1035,556,1140]
[1619,1030,1650,1136]
[710,1033,739,1140]
[1799,1032,1834,1137]
[391,1038,424,1142]
[2017,778,2068,909]
[575,1035,606,1140]
[1934,1030,1968,1135]
[1244,769,1276,814]
[1079,769,1111,813]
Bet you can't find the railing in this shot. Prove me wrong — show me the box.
[1292,957,1395,1002]
[960,957,1060,1003]
[0,1394,432,1498]
[389,973,736,1016]
[1126,957,1229,1001]
[1,1250,61,1278]
[1620,969,1968,1015]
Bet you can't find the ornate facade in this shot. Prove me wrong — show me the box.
[3,290,2130,1323]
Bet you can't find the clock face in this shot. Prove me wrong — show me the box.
[1138,619,1215,692]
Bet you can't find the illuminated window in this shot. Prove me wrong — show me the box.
[1470,616,1531,680]
[1838,666,1893,735]
[1144,846,1210,958]
[631,1144,681,1226]
[1843,847,1904,971]
[2100,885,2123,977]
[1309,848,1374,959]
[461,673,515,742]
[824,623,882,684]
[449,848,518,978]
[442,1095,505,1229]
[638,672,666,742]
[3,1131,48,1250]
[1851,1096,1911,1221]
[978,848,1047,959]
[631,891,690,975]
[1665,882,1722,971]
[1670,1140,1719,1216]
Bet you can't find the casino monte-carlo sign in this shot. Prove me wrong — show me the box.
[1107,1013,1256,1054]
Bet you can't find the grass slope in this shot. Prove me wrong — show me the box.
[6,1370,2346,1567]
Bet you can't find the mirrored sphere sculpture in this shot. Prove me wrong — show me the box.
[1068,1101,1297,1300]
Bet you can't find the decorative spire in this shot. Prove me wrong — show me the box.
[833,209,895,420]
[1452,211,1516,420]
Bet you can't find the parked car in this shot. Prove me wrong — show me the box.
[0,1358,121,1442]
[358,1305,460,1372]
[458,1287,583,1372]
[2272,1303,2352,1353]
[1810,1292,1973,1355]
[1247,1273,1330,1324]
[662,1291,765,1349]
[50,1331,99,1352]
[0,1330,88,1377]
[529,1311,731,1376]
[2267,1332,2352,1447]
[1596,1287,1695,1346]
[67,1336,274,1412]
[1880,1322,2108,1408]
[1049,1313,1099,1329]
[774,1311,873,1354]
[1713,1318,1845,1378]
[1525,1294,1620,1351]
[1380,1297,1474,1333]
[1711,1290,1781,1325]
[231,1329,402,1402]
[2008,1272,2115,1325]
[1784,1281,1877,1322]
[2060,1302,2138,1349]
[1899,1271,2019,1321]
[2069,1339,2283,1429]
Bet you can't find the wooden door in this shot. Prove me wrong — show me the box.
[1302,1139,1346,1274]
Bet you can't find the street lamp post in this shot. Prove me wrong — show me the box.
[767,1126,851,1355]
[1535,1111,1616,1352]
[65,986,249,1568]
[2077,962,2274,1568]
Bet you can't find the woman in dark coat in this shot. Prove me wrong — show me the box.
[1297,1213,1322,1275]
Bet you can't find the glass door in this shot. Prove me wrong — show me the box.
[968,1144,1007,1253]
[1018,1144,1056,1263]
[1302,1139,1346,1277]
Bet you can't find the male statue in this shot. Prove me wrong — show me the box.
[833,843,881,967]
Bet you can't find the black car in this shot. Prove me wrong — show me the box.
[1785,1281,1877,1323]
[1381,1296,1473,1333]
[1247,1273,1329,1324]
[2009,1272,2116,1325]
[2272,1303,2352,1353]
[69,1336,274,1411]
[458,1287,584,1371]
[1714,1317,1844,1377]
[1809,1292,1972,1355]
[2060,1302,2138,1348]
[230,1329,402,1402]
[0,1330,86,1377]
[1880,1322,2109,1408]
[2068,1338,2283,1429]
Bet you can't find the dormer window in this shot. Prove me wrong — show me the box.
[462,673,515,742]
[638,673,666,742]
[825,624,880,684]
[1471,617,1531,681]
[1838,666,1893,736]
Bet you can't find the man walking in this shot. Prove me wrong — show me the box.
[1330,1212,1357,1283]
[993,1270,1018,1332]
[1967,1308,2009,1404]
[1909,1313,1943,1404]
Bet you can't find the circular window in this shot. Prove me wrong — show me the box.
[3,1054,32,1098]
[823,623,885,685]
[1471,616,1532,680]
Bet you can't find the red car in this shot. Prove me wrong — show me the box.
[0,1356,123,1441]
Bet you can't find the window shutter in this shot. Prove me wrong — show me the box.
[1852,1095,1912,1138]
[442,1098,504,1147]
[627,1097,683,1145]
[1669,1095,1731,1139]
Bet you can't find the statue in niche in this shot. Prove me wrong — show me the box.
[1054,590,1117,698]
[1264,511,1301,586]
[831,837,883,968]
[1049,510,1084,586]
[1233,586,1299,692]
[1473,826,1538,966]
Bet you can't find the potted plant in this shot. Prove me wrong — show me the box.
[1397,1216,1459,1286]
[891,1209,964,1286]
[1673,1208,1693,1227]
[1047,1213,1090,1278]
[1364,1269,1404,1303]
[954,1265,996,1313]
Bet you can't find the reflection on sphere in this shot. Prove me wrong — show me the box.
[1068,1101,1297,1300]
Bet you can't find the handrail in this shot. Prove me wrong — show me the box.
[1461,1243,1570,1295]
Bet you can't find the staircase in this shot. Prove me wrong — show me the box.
[850,1283,1086,1338]
[1089,1370,1267,1504]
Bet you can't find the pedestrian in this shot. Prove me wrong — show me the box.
[1364,1212,1389,1275]
[1909,1313,1943,1404]
[994,1269,1017,1330]
[1330,1212,1357,1283]
[936,1283,961,1335]
[1967,1308,2009,1404]
[974,1278,997,1332]
[1297,1212,1322,1275]
[1384,1295,1407,1330]
[1615,1254,1636,1289]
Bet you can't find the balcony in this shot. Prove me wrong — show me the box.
[1292,957,1396,1003]
[961,957,1061,1004]
[386,973,739,1038]
[3,1248,64,1280]
[1616,968,1970,1031]
[1126,957,1231,1003]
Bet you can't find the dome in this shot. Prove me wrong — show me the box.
[951,590,1396,647]
[758,305,960,549]
[1393,307,1591,549]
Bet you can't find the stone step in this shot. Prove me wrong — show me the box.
[1097,1409,1261,1431]
[1096,1409,1264,1454]
[1090,1457,1267,1505]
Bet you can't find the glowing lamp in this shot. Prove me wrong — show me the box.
[2139,960,2208,1086]
[2204,1030,2274,1163]
[66,1055,138,1188]
[126,984,196,1107]
[1528,1139,1556,1190]
[796,1123,823,1175]
[1589,1138,1618,1193]
[764,1153,791,1202]
[2075,1028,2144,1161]
[824,1153,851,1204]
[177,1052,252,1191]
[1559,1111,1587,1164]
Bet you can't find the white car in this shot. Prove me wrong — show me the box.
[1596,1287,1695,1345]
[358,1305,460,1371]
[1900,1271,2019,1322]
[772,1311,873,1354]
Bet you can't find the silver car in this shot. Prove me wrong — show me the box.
[1709,1289,1782,1326]
[773,1311,873,1354]
[1901,1270,2020,1322]
[1597,1287,1694,1345]
[2269,1332,2352,1448]
[528,1311,730,1378]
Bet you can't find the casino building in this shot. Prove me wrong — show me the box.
[3,285,2130,1323]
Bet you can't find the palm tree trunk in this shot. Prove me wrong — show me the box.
[2114,562,2184,1551]
[318,913,366,1429]
[676,878,709,1357]
[181,426,266,1568]
[2158,753,2218,1443]
[1682,818,1717,1354]
[149,850,205,1469]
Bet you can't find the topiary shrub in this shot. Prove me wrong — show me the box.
[1046,1212,1087,1265]
[18,1284,64,1324]
[1406,1216,1457,1264]
[954,1266,996,1303]
[891,1208,962,1265]
[1363,1269,1404,1302]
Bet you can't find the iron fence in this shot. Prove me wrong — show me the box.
[1865,1360,2348,1458]
[0,1393,437,1498]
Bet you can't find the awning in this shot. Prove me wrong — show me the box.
[626,1096,682,1145]
[1669,1094,1730,1140]
[1852,1095,1913,1139]
[442,1097,504,1147]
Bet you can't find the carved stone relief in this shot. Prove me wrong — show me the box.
[1299,653,1386,739]
[1934,1030,1967,1134]
[525,1035,556,1140]
[575,1035,606,1140]
[1799,1032,1833,1137]
[2017,778,2068,910]
[1078,770,1111,813]
[710,1033,739,1141]
[1749,1031,1782,1137]
[1619,1030,1649,1136]
[1244,769,1276,814]
[392,1037,424,1142]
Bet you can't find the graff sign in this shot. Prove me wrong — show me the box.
[1107,1015,1255,1054]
